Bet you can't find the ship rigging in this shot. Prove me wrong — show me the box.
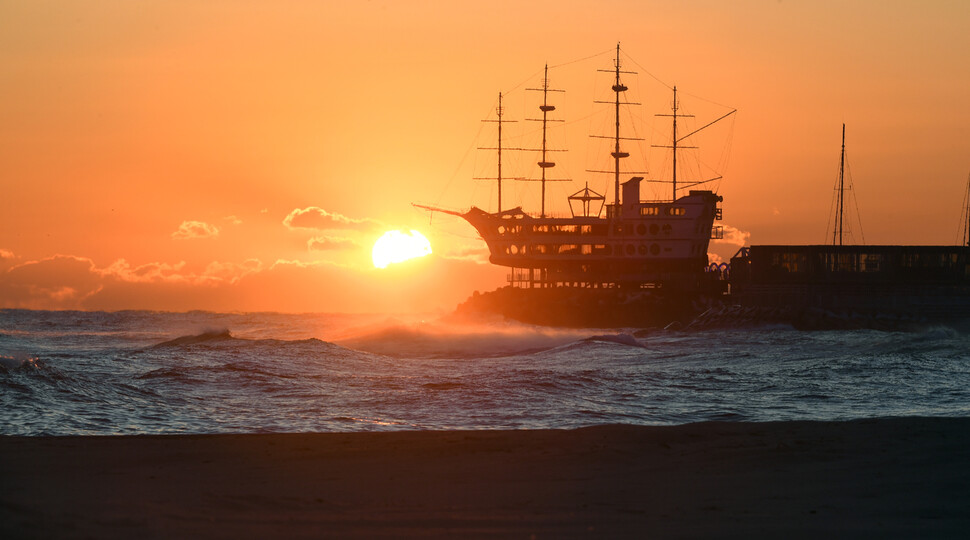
[418,45,736,290]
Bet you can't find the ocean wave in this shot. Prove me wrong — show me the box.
[148,329,341,353]
[421,381,466,391]
[581,334,647,348]
[539,334,651,357]
[0,353,42,371]
[151,329,235,347]
[337,322,585,358]
[6,309,970,435]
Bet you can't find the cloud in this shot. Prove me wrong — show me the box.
[708,224,751,265]
[102,259,189,283]
[223,215,243,225]
[201,259,263,284]
[440,244,491,264]
[0,250,508,314]
[307,235,360,251]
[171,220,220,240]
[0,255,103,309]
[283,207,381,231]
[0,254,270,310]
[712,224,750,248]
[0,249,15,271]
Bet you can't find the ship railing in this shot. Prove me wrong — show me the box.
[507,269,535,287]
[706,262,731,281]
[523,210,579,220]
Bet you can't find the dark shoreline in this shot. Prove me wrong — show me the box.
[3,417,969,538]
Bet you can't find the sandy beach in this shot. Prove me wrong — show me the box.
[1,417,968,539]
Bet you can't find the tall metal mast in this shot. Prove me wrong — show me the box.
[610,46,629,209]
[537,65,556,217]
[590,44,641,213]
[834,123,846,246]
[498,93,504,212]
[477,92,521,213]
[654,87,695,202]
[963,170,970,246]
[522,64,567,218]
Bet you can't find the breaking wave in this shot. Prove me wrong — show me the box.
[3,309,970,435]
[334,319,603,358]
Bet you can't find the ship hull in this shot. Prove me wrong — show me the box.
[459,181,723,288]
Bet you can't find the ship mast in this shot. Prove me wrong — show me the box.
[834,123,846,246]
[522,64,567,218]
[963,170,970,246]
[476,92,522,213]
[539,65,554,217]
[610,46,629,209]
[654,87,695,202]
[497,93,505,213]
[590,44,642,214]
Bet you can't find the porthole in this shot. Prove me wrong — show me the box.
[497,225,506,234]
[638,245,647,256]
[510,245,518,255]
[650,243,660,255]
[649,224,659,235]
[626,244,635,255]
[662,224,672,236]
[636,224,646,236]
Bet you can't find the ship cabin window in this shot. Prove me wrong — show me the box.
[772,251,807,273]
[901,252,957,269]
[665,207,687,217]
[581,244,593,255]
[593,244,610,255]
[640,206,660,216]
[581,225,593,234]
[860,253,882,272]
[559,244,580,255]
[824,253,858,273]
[497,225,506,234]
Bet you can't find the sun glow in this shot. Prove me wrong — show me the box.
[372,230,432,269]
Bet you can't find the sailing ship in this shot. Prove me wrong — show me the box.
[420,45,735,291]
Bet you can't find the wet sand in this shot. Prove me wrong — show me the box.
[2,418,968,539]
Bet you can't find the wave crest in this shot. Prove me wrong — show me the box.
[152,329,234,348]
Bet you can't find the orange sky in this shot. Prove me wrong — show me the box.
[2,1,969,313]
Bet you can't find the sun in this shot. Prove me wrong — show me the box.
[372,230,432,269]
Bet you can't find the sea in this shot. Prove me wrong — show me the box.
[2,308,969,436]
